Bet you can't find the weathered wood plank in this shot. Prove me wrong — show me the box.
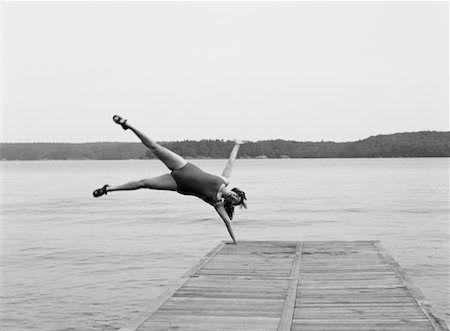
[119,242,225,331]
[277,242,303,331]
[120,241,447,331]
[139,316,280,331]
[294,241,446,331]
[374,242,449,331]
[292,320,435,331]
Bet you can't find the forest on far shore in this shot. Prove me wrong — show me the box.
[1,131,449,160]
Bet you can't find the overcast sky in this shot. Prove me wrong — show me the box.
[1,1,448,143]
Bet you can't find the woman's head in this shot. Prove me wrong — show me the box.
[224,187,247,220]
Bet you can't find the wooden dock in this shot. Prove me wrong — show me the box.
[121,241,448,331]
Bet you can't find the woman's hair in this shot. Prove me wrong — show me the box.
[224,187,248,220]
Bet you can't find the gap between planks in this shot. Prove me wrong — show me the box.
[277,242,303,331]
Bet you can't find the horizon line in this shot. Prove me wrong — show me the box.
[1,130,448,145]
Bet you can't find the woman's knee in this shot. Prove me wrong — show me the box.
[136,179,147,189]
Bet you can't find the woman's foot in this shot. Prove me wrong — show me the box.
[113,115,129,130]
[93,185,110,197]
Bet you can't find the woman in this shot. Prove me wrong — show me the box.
[93,115,247,244]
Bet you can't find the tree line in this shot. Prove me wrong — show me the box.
[1,131,448,160]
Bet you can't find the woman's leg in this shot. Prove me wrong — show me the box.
[106,174,178,193]
[119,119,187,171]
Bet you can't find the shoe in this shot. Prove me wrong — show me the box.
[93,184,110,197]
[112,115,129,130]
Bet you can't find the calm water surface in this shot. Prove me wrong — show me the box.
[1,158,449,330]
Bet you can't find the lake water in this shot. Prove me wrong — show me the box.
[1,158,449,330]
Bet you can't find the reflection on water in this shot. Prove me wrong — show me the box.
[1,158,449,330]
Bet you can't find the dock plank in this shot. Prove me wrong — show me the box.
[121,241,448,331]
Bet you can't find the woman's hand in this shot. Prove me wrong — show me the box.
[214,203,238,244]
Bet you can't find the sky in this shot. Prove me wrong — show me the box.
[1,1,448,143]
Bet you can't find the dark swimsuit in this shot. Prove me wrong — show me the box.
[171,162,226,204]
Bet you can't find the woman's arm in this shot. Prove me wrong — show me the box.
[221,140,243,179]
[213,203,238,244]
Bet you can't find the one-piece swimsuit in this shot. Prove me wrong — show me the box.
[171,162,225,204]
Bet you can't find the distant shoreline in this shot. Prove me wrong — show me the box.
[0,156,450,162]
[1,156,450,162]
[1,131,449,160]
